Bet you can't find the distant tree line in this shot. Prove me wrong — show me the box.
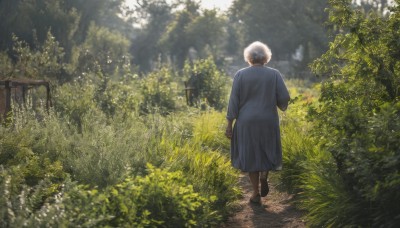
[0,0,392,80]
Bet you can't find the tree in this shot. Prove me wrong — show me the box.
[0,0,80,56]
[158,1,229,69]
[186,9,226,61]
[310,0,400,226]
[129,0,176,71]
[229,0,329,73]
[183,57,228,110]
[158,0,200,68]
[73,23,131,77]
[0,31,66,81]
[139,66,177,115]
[70,23,131,114]
[0,0,130,60]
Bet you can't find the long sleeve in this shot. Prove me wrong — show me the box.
[276,72,290,111]
[226,72,241,121]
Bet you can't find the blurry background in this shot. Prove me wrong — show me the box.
[0,0,336,80]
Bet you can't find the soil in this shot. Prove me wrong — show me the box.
[221,173,306,228]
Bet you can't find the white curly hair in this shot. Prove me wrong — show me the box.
[243,41,272,65]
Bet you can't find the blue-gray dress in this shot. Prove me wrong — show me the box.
[226,66,290,172]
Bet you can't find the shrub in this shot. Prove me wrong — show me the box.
[6,165,221,227]
[305,0,400,226]
[140,67,177,115]
[0,83,239,226]
[298,154,361,227]
[0,157,69,227]
[183,57,228,110]
[53,81,98,131]
[107,164,218,227]
[165,145,240,217]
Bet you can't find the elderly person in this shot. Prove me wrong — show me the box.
[225,41,290,203]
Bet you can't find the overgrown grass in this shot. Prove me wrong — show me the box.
[278,79,396,227]
[191,110,230,152]
[5,75,393,227]
[0,103,239,227]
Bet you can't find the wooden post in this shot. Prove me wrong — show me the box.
[4,80,11,120]
[46,83,51,112]
[184,81,189,105]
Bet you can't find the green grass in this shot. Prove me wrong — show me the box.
[0,106,240,227]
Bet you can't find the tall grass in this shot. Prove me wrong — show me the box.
[281,108,361,226]
[0,103,239,226]
[279,79,389,227]
[191,110,230,152]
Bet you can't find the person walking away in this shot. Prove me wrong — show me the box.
[225,41,290,203]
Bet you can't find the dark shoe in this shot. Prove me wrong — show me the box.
[249,194,261,204]
[260,178,269,197]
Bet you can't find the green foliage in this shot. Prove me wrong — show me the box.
[0,52,13,78]
[73,23,131,77]
[192,110,230,151]
[2,32,66,81]
[183,57,228,110]
[0,1,240,226]
[184,9,226,60]
[0,123,69,227]
[129,0,175,71]
[279,79,319,193]
[69,23,133,114]
[297,153,361,227]
[139,67,177,115]
[230,0,329,71]
[53,81,97,129]
[157,1,198,68]
[165,145,239,218]
[278,80,365,227]
[0,0,130,62]
[1,165,223,227]
[0,100,239,226]
[280,118,317,194]
[153,110,240,218]
[106,164,218,227]
[305,0,400,226]
[156,2,228,68]
[0,0,81,56]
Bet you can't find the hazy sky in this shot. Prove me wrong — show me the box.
[201,0,233,10]
[125,0,233,11]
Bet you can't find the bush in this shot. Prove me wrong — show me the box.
[302,0,400,226]
[0,46,238,225]
[53,81,98,131]
[107,165,218,227]
[0,103,240,226]
[0,158,69,227]
[165,145,239,217]
[183,57,228,110]
[139,66,178,115]
[297,154,361,227]
[1,165,224,227]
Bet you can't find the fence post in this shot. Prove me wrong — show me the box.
[46,82,52,112]
[4,80,11,120]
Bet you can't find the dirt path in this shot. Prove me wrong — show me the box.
[222,173,306,228]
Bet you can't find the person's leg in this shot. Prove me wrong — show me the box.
[260,171,269,197]
[261,171,269,180]
[249,171,260,198]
